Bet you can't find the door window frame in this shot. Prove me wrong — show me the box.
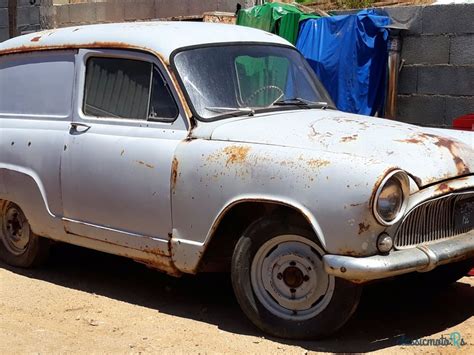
[74,48,188,130]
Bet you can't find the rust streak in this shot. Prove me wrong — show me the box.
[395,138,423,144]
[171,157,179,192]
[30,36,41,42]
[338,248,364,257]
[340,134,358,143]
[136,160,154,169]
[435,183,454,194]
[358,222,370,235]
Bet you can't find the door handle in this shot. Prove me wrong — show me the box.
[70,122,91,133]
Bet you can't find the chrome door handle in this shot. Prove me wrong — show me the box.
[70,122,91,129]
[70,122,91,134]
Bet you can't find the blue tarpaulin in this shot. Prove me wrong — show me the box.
[296,10,390,116]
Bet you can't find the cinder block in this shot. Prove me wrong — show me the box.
[422,4,474,35]
[401,35,449,65]
[17,6,40,27]
[69,3,97,24]
[398,66,417,95]
[96,2,125,23]
[0,7,7,27]
[188,0,216,16]
[40,2,56,29]
[445,96,474,124]
[18,0,37,6]
[154,0,188,18]
[450,35,474,65]
[55,5,70,26]
[0,26,8,42]
[397,94,446,127]
[0,0,8,9]
[218,0,240,13]
[418,66,474,96]
[123,1,154,21]
[384,5,423,35]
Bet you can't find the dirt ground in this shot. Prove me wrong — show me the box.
[1,244,473,354]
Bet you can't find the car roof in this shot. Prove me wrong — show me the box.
[0,21,292,62]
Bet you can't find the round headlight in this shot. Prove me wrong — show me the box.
[373,170,409,225]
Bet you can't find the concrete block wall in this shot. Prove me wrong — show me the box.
[0,0,9,42]
[387,4,474,127]
[48,0,243,27]
[0,0,42,42]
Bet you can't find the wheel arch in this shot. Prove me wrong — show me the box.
[0,167,61,238]
[176,195,327,274]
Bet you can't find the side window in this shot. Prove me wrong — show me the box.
[83,57,178,121]
[0,51,75,117]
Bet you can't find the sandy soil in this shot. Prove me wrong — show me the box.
[1,244,472,354]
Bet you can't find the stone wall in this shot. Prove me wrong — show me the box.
[386,4,474,127]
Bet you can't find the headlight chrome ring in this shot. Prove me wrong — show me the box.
[373,170,410,226]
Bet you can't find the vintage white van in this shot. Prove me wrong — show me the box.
[0,22,473,339]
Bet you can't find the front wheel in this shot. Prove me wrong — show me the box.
[231,218,362,339]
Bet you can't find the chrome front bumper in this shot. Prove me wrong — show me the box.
[323,231,474,283]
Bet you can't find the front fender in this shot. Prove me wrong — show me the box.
[170,139,397,273]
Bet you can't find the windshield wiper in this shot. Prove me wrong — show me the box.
[206,106,255,116]
[272,98,330,109]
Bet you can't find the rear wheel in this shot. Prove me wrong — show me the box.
[231,218,361,339]
[0,201,49,267]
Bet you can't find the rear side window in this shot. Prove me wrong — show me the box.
[83,57,178,121]
[0,51,75,117]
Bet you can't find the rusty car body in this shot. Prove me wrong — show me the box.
[0,22,473,339]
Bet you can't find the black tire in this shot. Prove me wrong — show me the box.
[403,257,473,289]
[0,201,49,267]
[231,218,362,339]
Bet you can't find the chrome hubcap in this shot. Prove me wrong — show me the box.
[251,234,335,321]
[1,205,30,255]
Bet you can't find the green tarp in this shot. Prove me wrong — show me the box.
[236,2,319,44]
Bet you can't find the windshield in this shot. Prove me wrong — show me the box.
[173,44,335,121]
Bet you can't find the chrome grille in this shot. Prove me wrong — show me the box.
[395,192,474,249]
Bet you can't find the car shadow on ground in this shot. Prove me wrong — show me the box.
[1,243,473,352]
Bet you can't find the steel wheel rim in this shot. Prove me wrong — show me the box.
[1,205,30,255]
[250,234,335,321]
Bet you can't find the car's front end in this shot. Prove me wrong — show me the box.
[169,38,473,339]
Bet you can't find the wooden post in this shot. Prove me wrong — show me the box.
[8,0,17,38]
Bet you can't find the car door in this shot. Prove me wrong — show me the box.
[61,49,188,255]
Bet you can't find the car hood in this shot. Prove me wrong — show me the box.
[196,109,473,187]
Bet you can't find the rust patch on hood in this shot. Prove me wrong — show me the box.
[395,137,424,144]
[30,36,41,42]
[358,222,370,235]
[171,157,179,192]
[223,146,251,166]
[396,133,471,177]
[425,133,471,175]
[340,134,358,143]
